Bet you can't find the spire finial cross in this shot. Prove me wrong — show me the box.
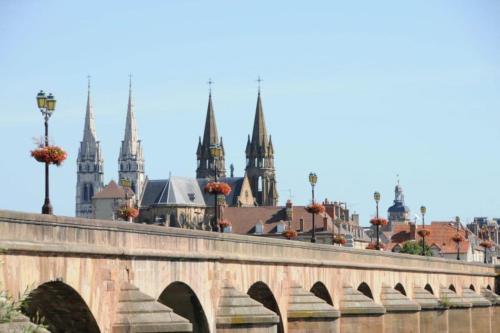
[87,75,91,92]
[207,78,214,95]
[256,76,263,93]
[128,73,133,92]
[397,173,400,185]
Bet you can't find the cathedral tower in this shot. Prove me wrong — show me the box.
[196,92,226,179]
[245,90,278,206]
[76,78,104,218]
[118,77,145,201]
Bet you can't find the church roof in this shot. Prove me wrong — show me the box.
[78,77,101,161]
[140,177,206,207]
[251,92,268,148]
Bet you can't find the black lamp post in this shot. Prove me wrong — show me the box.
[36,90,56,215]
[374,191,381,249]
[420,205,427,256]
[210,144,222,232]
[309,172,318,243]
[455,216,461,261]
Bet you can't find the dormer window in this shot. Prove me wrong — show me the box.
[276,222,285,233]
[254,223,264,234]
[188,193,196,201]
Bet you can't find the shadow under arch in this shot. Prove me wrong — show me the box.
[424,284,434,294]
[357,282,373,299]
[158,281,209,333]
[21,281,100,333]
[247,281,284,333]
[469,284,476,291]
[449,284,457,293]
[310,281,333,306]
[394,283,407,296]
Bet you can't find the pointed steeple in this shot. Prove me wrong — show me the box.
[251,92,268,148]
[76,76,104,218]
[82,77,97,147]
[202,93,219,146]
[121,76,138,157]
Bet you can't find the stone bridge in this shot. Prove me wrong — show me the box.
[0,210,498,333]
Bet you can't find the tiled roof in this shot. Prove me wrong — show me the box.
[223,206,368,240]
[93,180,134,199]
[140,177,206,207]
[387,222,470,254]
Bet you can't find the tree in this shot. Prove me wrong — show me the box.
[398,240,433,256]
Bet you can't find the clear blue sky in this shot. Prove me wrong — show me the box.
[1,1,499,226]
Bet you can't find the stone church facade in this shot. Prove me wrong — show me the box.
[75,80,279,226]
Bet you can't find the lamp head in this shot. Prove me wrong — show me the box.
[308,172,317,186]
[420,206,427,215]
[36,90,46,109]
[374,191,381,202]
[45,93,56,112]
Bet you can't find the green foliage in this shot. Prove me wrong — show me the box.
[439,295,451,308]
[398,240,433,256]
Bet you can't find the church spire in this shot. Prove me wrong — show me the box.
[196,82,226,179]
[251,91,269,148]
[121,75,138,157]
[118,75,145,199]
[202,93,219,146]
[76,76,104,218]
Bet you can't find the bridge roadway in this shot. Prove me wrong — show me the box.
[0,210,498,333]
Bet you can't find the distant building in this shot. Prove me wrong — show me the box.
[385,221,495,263]
[223,200,370,248]
[92,180,134,220]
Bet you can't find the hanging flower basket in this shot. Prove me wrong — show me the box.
[366,242,385,250]
[480,240,494,249]
[117,206,139,220]
[305,203,325,214]
[452,233,465,243]
[282,229,298,239]
[218,219,232,228]
[333,234,347,245]
[417,229,431,238]
[31,145,67,166]
[204,181,231,196]
[370,218,388,226]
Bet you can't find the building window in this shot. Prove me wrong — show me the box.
[276,222,285,233]
[254,223,264,234]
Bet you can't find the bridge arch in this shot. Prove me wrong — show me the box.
[21,280,100,333]
[394,283,407,296]
[424,284,434,294]
[357,282,373,299]
[158,281,209,333]
[449,284,457,293]
[469,284,476,291]
[310,281,333,305]
[487,285,492,290]
[247,281,284,333]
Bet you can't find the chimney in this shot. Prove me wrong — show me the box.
[299,218,304,232]
[323,216,328,231]
[322,200,336,220]
[410,222,416,240]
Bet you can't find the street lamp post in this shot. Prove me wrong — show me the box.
[456,216,461,261]
[36,90,56,215]
[309,172,318,243]
[420,206,427,256]
[210,145,222,232]
[374,191,381,249]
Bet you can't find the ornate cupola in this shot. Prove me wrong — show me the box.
[387,180,410,226]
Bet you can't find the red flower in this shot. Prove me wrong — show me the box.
[452,233,464,243]
[31,146,67,166]
[366,242,385,250]
[305,203,325,214]
[480,240,494,249]
[370,218,388,226]
[333,235,347,245]
[282,229,298,239]
[417,229,431,238]
[204,181,232,196]
[218,219,232,228]
[118,206,139,220]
